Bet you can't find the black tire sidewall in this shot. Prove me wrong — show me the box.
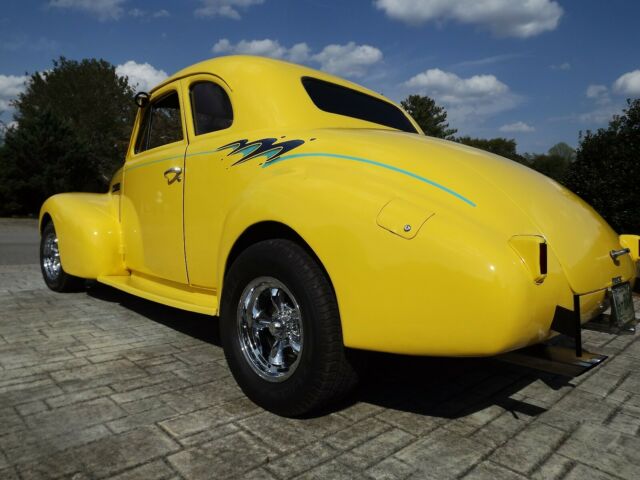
[220,240,339,415]
[40,221,83,292]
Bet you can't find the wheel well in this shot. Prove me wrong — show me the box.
[40,213,52,233]
[224,222,334,289]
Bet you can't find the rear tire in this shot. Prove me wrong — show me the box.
[220,239,358,417]
[40,221,85,292]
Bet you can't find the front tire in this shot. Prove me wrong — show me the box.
[220,239,358,417]
[40,221,84,292]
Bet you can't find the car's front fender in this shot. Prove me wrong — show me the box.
[39,193,126,278]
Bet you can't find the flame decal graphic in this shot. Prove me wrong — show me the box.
[216,137,305,166]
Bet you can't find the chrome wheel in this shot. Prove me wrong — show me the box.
[237,276,303,382]
[42,229,61,281]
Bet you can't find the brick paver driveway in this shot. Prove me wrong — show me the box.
[1,219,639,479]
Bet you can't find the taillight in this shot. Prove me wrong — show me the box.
[509,235,548,284]
[539,242,548,276]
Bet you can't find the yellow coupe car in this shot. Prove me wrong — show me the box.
[39,56,638,416]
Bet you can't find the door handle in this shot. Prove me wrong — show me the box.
[164,166,182,184]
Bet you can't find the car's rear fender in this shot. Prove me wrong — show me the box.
[39,193,126,278]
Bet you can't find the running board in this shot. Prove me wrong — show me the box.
[496,344,607,377]
[98,273,218,316]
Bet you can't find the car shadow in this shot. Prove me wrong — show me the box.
[86,282,572,420]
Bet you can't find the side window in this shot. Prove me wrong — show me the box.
[189,82,233,135]
[135,91,183,153]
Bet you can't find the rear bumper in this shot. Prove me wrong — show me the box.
[551,285,637,357]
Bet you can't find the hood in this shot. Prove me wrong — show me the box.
[302,129,634,293]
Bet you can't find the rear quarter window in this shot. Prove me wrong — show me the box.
[302,76,417,134]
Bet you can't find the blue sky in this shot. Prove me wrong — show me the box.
[1,0,639,153]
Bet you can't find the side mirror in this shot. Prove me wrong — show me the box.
[134,92,150,108]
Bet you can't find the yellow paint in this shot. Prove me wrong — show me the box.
[509,235,547,284]
[620,234,640,262]
[40,56,638,356]
[121,81,189,284]
[98,273,217,315]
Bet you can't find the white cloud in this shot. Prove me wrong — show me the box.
[0,74,28,112]
[129,8,170,19]
[195,0,264,19]
[212,39,383,77]
[613,69,640,96]
[499,121,534,133]
[49,0,127,21]
[312,42,383,78]
[404,68,520,124]
[405,68,508,103]
[212,38,310,63]
[551,62,571,71]
[374,0,562,38]
[586,84,609,103]
[153,9,170,18]
[115,61,168,92]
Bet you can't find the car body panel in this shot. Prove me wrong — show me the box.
[39,55,637,357]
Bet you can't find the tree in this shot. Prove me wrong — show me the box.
[401,95,457,139]
[548,142,576,162]
[527,153,570,181]
[456,136,524,163]
[0,57,136,215]
[564,99,640,234]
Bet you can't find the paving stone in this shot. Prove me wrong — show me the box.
[4,424,112,465]
[537,389,620,431]
[25,397,125,436]
[563,463,622,480]
[178,422,239,447]
[266,441,338,478]
[18,426,180,479]
[160,397,259,438]
[243,467,278,479]
[324,417,390,451]
[530,453,574,480]
[15,400,48,416]
[1,237,639,479]
[45,385,113,408]
[463,461,528,479]
[469,408,535,449]
[394,428,493,479]
[337,428,414,470]
[241,411,351,453]
[109,459,176,480]
[168,431,275,479]
[365,457,416,480]
[375,408,443,436]
[557,422,640,479]
[294,459,365,480]
[606,410,640,435]
[489,421,566,474]
[107,405,178,433]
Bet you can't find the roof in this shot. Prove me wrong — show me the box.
[150,55,418,133]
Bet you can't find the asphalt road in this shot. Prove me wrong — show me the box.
[0,218,39,265]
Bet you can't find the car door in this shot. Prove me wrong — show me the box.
[181,74,235,289]
[121,81,189,284]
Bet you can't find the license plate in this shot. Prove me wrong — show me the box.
[611,282,635,327]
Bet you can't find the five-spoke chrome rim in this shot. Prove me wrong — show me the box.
[42,229,61,281]
[237,277,303,382]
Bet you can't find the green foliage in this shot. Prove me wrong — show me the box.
[525,153,570,181]
[548,142,576,162]
[0,57,136,215]
[401,95,457,139]
[456,136,524,163]
[565,99,640,233]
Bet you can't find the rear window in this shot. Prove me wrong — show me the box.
[302,77,417,134]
